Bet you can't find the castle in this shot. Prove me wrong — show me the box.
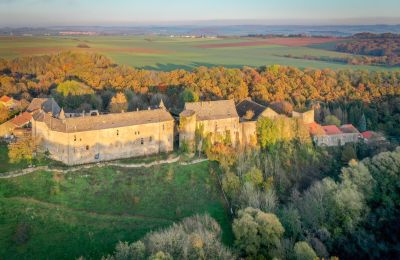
[27,97,364,165]
[32,100,174,165]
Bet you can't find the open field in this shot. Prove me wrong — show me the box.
[197,37,340,48]
[0,36,397,71]
[0,161,232,259]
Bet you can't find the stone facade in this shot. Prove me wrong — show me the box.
[312,124,361,147]
[179,100,241,149]
[32,104,174,165]
[292,110,315,124]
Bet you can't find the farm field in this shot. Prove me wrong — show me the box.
[0,35,395,71]
[0,161,232,259]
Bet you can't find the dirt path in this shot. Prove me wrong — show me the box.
[5,196,175,222]
[0,156,208,179]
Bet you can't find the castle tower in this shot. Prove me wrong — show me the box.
[179,109,197,150]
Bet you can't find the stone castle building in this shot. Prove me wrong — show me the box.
[32,101,174,165]
[179,100,241,149]
[27,97,364,165]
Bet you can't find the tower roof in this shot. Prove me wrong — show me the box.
[184,100,238,121]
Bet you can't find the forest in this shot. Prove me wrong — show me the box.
[336,33,400,66]
[0,51,399,259]
[1,52,399,137]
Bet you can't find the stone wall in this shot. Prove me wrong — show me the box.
[33,119,174,165]
[240,121,257,147]
[314,133,361,146]
[292,110,315,124]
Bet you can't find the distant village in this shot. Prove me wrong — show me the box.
[0,94,386,166]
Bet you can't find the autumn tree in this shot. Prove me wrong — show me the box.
[8,132,34,163]
[109,92,128,113]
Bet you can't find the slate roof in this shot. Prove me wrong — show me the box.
[27,98,61,117]
[236,99,268,121]
[184,100,238,121]
[33,107,174,133]
[11,112,32,127]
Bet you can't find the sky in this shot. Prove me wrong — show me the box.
[0,0,400,27]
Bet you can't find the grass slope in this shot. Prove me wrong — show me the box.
[0,161,232,259]
[0,36,395,71]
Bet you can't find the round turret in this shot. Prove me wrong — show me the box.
[179,109,197,150]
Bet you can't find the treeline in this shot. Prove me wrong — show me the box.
[0,52,399,136]
[336,33,400,66]
[283,53,393,67]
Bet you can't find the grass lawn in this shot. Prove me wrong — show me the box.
[0,36,395,71]
[0,161,232,259]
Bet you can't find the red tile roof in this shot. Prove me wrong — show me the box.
[362,131,373,139]
[323,125,342,135]
[340,124,360,134]
[11,112,32,127]
[0,95,12,103]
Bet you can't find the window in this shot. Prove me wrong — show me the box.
[163,124,165,131]
[86,145,89,151]
[141,138,144,145]
[74,135,76,141]
[149,136,153,142]
[117,130,119,136]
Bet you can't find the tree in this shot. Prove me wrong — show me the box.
[358,113,367,132]
[341,144,357,163]
[104,215,233,260]
[8,132,34,163]
[233,207,284,258]
[294,241,317,260]
[181,88,199,103]
[56,80,94,96]
[0,105,9,123]
[244,167,264,187]
[324,115,341,126]
[109,92,128,113]
[222,172,241,199]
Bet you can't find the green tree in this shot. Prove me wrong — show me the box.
[358,113,367,132]
[181,88,199,103]
[56,80,94,96]
[244,167,264,187]
[324,115,341,126]
[294,241,317,260]
[222,172,241,199]
[233,207,284,258]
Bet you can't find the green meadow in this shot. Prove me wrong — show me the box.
[0,36,394,71]
[0,161,232,259]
